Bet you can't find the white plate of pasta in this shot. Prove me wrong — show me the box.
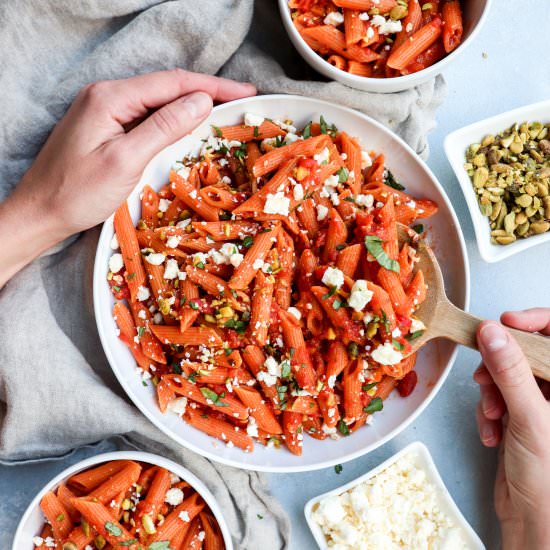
[13,451,232,549]
[93,95,469,472]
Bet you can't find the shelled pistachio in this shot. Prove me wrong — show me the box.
[464,121,550,244]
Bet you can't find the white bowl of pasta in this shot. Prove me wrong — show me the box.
[278,0,491,93]
[13,451,233,550]
[93,95,469,472]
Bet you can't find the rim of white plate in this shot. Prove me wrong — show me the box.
[93,95,470,472]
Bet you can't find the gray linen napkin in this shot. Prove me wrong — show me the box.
[0,0,446,547]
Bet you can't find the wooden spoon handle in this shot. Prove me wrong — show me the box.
[440,301,550,382]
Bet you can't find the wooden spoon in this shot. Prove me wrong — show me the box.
[398,225,550,381]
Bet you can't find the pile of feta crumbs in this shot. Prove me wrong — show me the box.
[312,452,469,550]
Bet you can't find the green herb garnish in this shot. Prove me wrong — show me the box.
[303,121,312,139]
[320,115,328,134]
[189,300,199,310]
[335,464,343,474]
[364,235,400,273]
[105,522,122,536]
[322,286,338,300]
[413,224,424,234]
[253,126,260,138]
[337,167,349,183]
[242,236,254,248]
[337,419,350,436]
[364,397,384,414]
[393,339,405,351]
[406,330,424,341]
[212,125,223,138]
[281,360,292,378]
[148,543,171,550]
[362,382,377,392]
[200,387,229,407]
[127,272,136,280]
[386,170,405,191]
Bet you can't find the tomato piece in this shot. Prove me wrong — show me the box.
[398,371,417,397]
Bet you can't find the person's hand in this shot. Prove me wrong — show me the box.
[475,309,550,550]
[0,69,256,286]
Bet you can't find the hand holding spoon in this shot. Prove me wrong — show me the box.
[398,225,550,381]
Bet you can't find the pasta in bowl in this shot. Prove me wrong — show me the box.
[13,451,232,550]
[278,0,491,93]
[94,96,468,472]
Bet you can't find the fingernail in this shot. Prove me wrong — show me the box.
[179,92,212,119]
[480,422,496,445]
[479,323,509,352]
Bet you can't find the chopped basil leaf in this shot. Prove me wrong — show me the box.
[347,342,359,358]
[253,126,260,138]
[322,286,338,300]
[234,143,247,159]
[200,387,229,407]
[332,299,342,310]
[380,310,391,332]
[137,326,145,338]
[406,330,424,341]
[303,121,312,139]
[148,543,171,550]
[335,464,343,474]
[188,372,199,383]
[257,514,264,519]
[189,300,199,310]
[172,363,182,375]
[212,125,223,138]
[289,348,296,359]
[385,170,405,191]
[242,236,254,248]
[343,196,355,203]
[56,513,65,522]
[337,167,349,183]
[119,540,138,547]
[336,244,346,250]
[393,339,405,351]
[362,382,377,391]
[127,272,136,280]
[364,235,400,273]
[112,285,121,292]
[142,380,148,387]
[105,521,122,536]
[224,347,233,356]
[413,224,424,234]
[196,261,205,269]
[364,397,384,414]
[320,115,328,134]
[337,419,350,436]
[260,228,272,233]
[281,360,292,378]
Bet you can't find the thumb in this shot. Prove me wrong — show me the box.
[124,91,213,159]
[477,321,545,424]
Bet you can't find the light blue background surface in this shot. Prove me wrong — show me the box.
[2,2,550,548]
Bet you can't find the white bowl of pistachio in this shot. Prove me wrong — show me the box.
[445,99,550,262]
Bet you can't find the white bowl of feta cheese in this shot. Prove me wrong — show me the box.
[12,451,233,550]
[278,0,492,93]
[94,95,468,472]
[305,442,485,549]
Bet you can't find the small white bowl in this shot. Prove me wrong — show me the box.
[94,95,469,472]
[12,451,233,550]
[278,0,492,93]
[305,441,485,549]
[444,98,550,263]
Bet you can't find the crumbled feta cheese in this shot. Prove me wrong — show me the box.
[361,150,372,169]
[327,375,336,388]
[348,280,374,312]
[322,266,345,289]
[158,198,172,212]
[317,204,329,221]
[371,342,403,365]
[246,416,259,438]
[324,11,344,26]
[371,14,402,35]
[272,119,297,133]
[32,537,44,548]
[285,132,301,144]
[173,164,191,180]
[324,174,340,188]
[314,147,330,165]
[198,531,206,542]
[365,26,375,40]
[359,12,369,20]
[167,397,188,416]
[244,113,265,127]
[109,253,124,274]
[257,370,277,387]
[154,312,163,323]
[363,312,373,325]
[137,285,151,302]
[293,183,304,201]
[253,259,265,270]
[312,451,469,550]
[176,218,191,229]
[163,258,179,280]
[178,510,191,522]
[263,191,290,216]
[166,235,181,249]
[410,318,426,333]
[165,487,184,506]
[355,194,374,208]
[110,234,119,250]
[392,327,402,338]
[287,307,302,320]
[330,193,340,206]
[145,252,165,265]
[178,271,187,280]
